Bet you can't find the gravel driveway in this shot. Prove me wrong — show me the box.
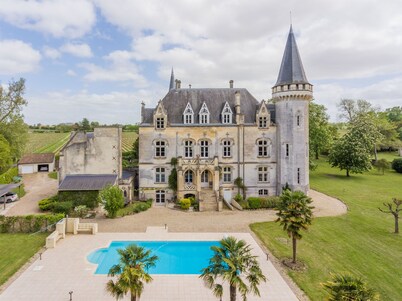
[3,173,58,216]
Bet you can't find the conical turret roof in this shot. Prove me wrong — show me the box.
[275,26,309,86]
[169,68,175,91]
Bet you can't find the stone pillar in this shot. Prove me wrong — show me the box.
[196,169,201,193]
[177,169,184,199]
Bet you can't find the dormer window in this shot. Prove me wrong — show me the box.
[156,117,165,129]
[259,117,268,128]
[183,103,194,124]
[257,101,270,128]
[221,102,233,124]
[199,102,210,124]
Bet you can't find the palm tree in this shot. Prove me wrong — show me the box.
[275,190,314,263]
[322,273,380,300]
[200,236,266,301]
[106,244,158,301]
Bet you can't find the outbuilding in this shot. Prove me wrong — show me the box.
[18,153,55,174]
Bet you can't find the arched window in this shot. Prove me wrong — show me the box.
[184,140,194,158]
[222,139,232,157]
[199,102,210,124]
[155,140,166,158]
[257,139,271,157]
[223,166,232,183]
[184,170,194,183]
[199,140,209,158]
[183,102,194,124]
[221,102,233,124]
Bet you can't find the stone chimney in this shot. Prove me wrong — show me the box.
[229,80,234,88]
[178,80,181,89]
[141,101,145,123]
[175,79,179,89]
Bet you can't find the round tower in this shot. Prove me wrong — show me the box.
[273,26,313,193]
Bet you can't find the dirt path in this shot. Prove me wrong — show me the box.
[4,173,58,216]
[89,189,347,232]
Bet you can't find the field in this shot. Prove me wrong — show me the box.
[24,132,70,154]
[122,132,138,152]
[0,234,47,286]
[251,156,402,300]
[24,131,138,154]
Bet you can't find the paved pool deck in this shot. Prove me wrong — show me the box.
[0,229,299,301]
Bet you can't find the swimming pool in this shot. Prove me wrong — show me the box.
[87,241,219,275]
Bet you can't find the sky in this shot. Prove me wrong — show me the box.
[0,0,401,125]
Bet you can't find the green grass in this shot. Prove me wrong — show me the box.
[0,233,47,286]
[48,171,58,180]
[251,157,402,300]
[376,151,400,162]
[11,184,26,198]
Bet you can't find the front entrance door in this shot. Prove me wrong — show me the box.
[201,170,212,188]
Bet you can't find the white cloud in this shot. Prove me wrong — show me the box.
[61,43,93,58]
[80,50,148,87]
[43,46,61,59]
[66,69,77,76]
[0,40,41,75]
[0,0,95,38]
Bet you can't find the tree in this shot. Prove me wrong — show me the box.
[79,118,91,131]
[200,236,266,301]
[0,116,28,162]
[0,78,27,124]
[309,102,333,159]
[378,198,401,234]
[0,134,12,173]
[337,99,376,122]
[373,158,390,175]
[322,273,380,301]
[329,116,381,177]
[132,137,139,161]
[234,177,247,199]
[275,190,314,263]
[106,244,158,301]
[98,185,125,218]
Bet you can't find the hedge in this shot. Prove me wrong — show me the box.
[117,199,153,217]
[392,158,402,173]
[241,196,281,210]
[58,191,99,209]
[0,167,18,184]
[0,213,65,233]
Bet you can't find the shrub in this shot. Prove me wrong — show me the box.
[245,196,281,210]
[58,191,99,209]
[117,200,152,217]
[391,158,402,173]
[248,197,262,209]
[234,193,243,203]
[99,185,125,218]
[52,201,73,215]
[38,198,57,211]
[0,167,18,184]
[179,198,191,210]
[74,205,89,218]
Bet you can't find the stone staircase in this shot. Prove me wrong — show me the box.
[199,189,219,212]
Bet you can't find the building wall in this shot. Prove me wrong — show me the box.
[139,123,279,200]
[59,127,122,182]
[18,161,55,174]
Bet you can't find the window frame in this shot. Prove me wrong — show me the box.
[223,167,232,183]
[258,116,268,128]
[155,190,165,203]
[258,189,269,196]
[200,140,209,158]
[257,139,270,157]
[258,166,269,183]
[156,117,165,129]
[155,140,166,158]
[184,170,194,184]
[155,167,166,183]
[184,140,194,158]
[222,140,232,158]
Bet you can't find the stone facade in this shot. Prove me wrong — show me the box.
[139,27,312,207]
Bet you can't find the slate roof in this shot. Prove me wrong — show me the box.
[142,88,276,125]
[19,153,55,165]
[275,26,309,86]
[58,174,117,191]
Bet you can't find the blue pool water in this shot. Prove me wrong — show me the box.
[87,241,219,275]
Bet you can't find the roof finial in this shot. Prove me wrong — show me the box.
[169,67,175,91]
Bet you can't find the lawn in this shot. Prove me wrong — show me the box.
[251,156,402,300]
[0,233,47,286]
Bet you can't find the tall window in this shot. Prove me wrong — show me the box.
[155,140,166,158]
[259,116,268,128]
[199,102,210,124]
[258,189,269,196]
[156,117,165,129]
[221,102,233,124]
[184,170,193,183]
[257,139,270,157]
[155,190,165,203]
[155,167,166,183]
[286,144,289,157]
[258,166,269,182]
[200,140,209,158]
[222,140,232,157]
[223,167,232,183]
[296,115,301,127]
[184,140,193,158]
[297,168,300,184]
[183,102,194,124]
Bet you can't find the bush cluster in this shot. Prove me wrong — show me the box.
[391,158,402,173]
[0,213,65,233]
[58,191,99,209]
[0,167,18,184]
[38,197,57,211]
[117,199,153,217]
[179,198,191,210]
[240,196,281,210]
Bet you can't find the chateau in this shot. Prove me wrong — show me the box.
[139,27,313,209]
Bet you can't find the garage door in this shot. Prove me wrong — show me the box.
[21,165,34,174]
